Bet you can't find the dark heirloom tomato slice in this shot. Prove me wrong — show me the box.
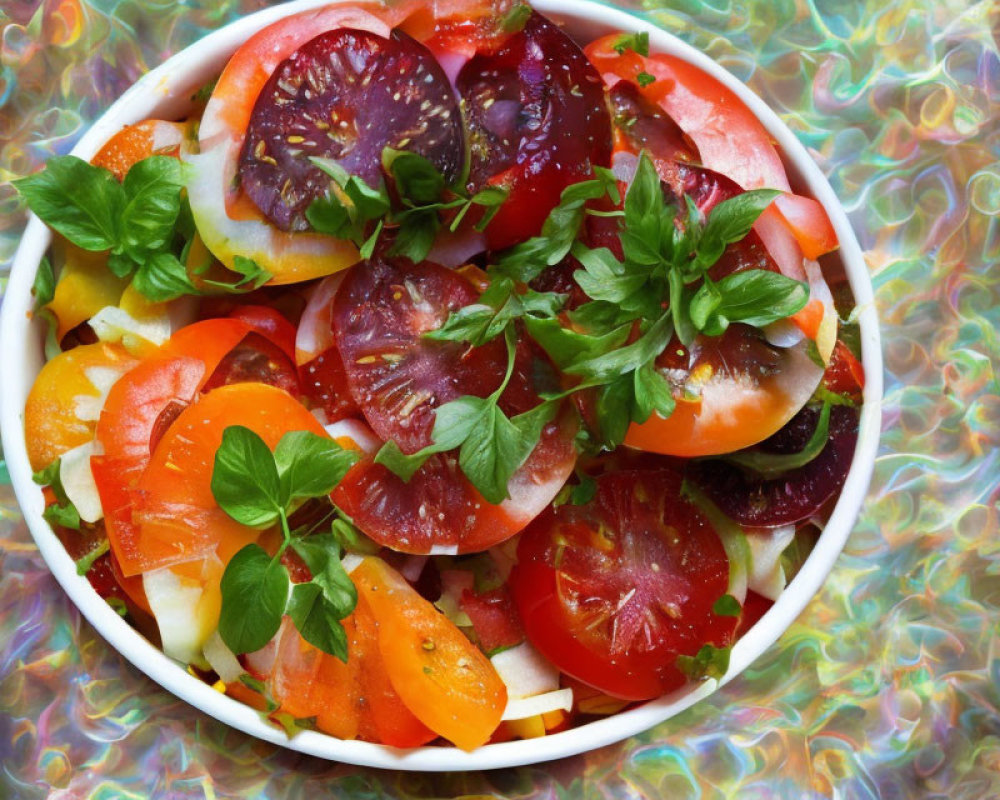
[331,258,507,454]
[456,11,612,249]
[509,470,737,701]
[239,27,463,231]
[200,332,302,397]
[333,406,576,554]
[686,404,860,527]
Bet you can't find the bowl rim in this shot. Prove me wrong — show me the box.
[0,0,883,771]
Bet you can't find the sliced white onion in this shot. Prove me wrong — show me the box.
[203,630,243,683]
[59,439,103,523]
[746,525,796,601]
[295,272,344,365]
[429,543,460,556]
[143,558,222,667]
[490,640,561,700]
[342,553,364,575]
[502,688,574,721]
[89,304,172,352]
[763,318,806,349]
[425,226,487,268]
[434,569,474,627]
[612,150,639,186]
[399,555,428,583]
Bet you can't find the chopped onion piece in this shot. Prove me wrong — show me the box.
[203,630,243,683]
[342,553,364,575]
[143,556,223,667]
[502,688,573,721]
[490,641,561,699]
[59,440,103,523]
[746,524,796,601]
[89,305,171,353]
[324,418,380,454]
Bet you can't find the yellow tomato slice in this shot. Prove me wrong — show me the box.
[352,556,506,750]
[25,342,139,471]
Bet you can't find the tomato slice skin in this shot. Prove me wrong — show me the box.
[25,341,140,472]
[128,383,327,576]
[509,470,737,701]
[91,119,190,180]
[226,305,297,361]
[457,11,612,249]
[352,556,506,751]
[331,258,506,453]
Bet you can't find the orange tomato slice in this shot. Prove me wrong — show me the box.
[91,119,191,181]
[129,382,327,575]
[353,556,506,750]
[25,341,139,471]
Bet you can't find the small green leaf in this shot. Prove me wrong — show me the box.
[389,208,440,262]
[32,255,55,310]
[119,156,184,258]
[711,269,809,328]
[523,315,631,371]
[676,644,731,680]
[44,500,81,530]
[697,189,781,268]
[712,594,742,618]
[501,2,532,32]
[287,534,357,660]
[33,459,81,530]
[14,155,124,251]
[75,539,110,576]
[636,71,656,88]
[569,474,597,505]
[132,251,198,302]
[218,544,289,655]
[595,375,633,448]
[211,426,282,527]
[633,361,675,423]
[274,430,360,505]
[384,149,445,205]
[612,31,649,56]
[106,251,136,279]
[374,439,436,482]
[567,312,673,381]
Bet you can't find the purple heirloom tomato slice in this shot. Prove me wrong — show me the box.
[509,469,738,701]
[686,404,860,527]
[239,28,463,231]
[331,258,507,453]
[456,11,612,249]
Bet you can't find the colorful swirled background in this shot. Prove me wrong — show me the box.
[1,0,998,796]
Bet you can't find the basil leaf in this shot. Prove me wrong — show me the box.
[119,156,184,258]
[211,426,282,527]
[501,2,531,32]
[218,544,289,655]
[636,71,656,88]
[274,430,360,505]
[595,375,633,448]
[132,251,198,302]
[712,594,742,618]
[612,31,649,56]
[75,539,110,576]
[571,243,647,304]
[384,149,445,205]
[201,255,273,293]
[712,269,809,328]
[374,439,436,482]
[44,499,82,530]
[32,255,55,310]
[14,155,124,251]
[458,402,537,504]
[32,459,81,530]
[288,534,357,660]
[523,316,631,371]
[390,208,440,262]
[689,277,722,331]
[566,312,673,381]
[676,644,731,680]
[697,189,781,268]
[106,251,136,279]
[633,361,675,423]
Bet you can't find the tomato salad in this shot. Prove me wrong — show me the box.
[15,0,865,751]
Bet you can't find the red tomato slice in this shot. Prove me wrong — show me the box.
[509,470,738,700]
[352,556,506,751]
[128,383,327,575]
[459,585,525,655]
[456,11,612,249]
[331,258,507,453]
[226,305,297,361]
[333,406,576,554]
[824,339,865,399]
[586,35,789,192]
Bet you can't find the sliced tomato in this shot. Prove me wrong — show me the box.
[509,470,737,701]
[352,556,506,750]
[459,585,524,654]
[91,119,191,181]
[25,341,140,472]
[185,4,395,283]
[239,27,463,232]
[586,36,789,192]
[823,339,865,400]
[226,305,297,360]
[128,383,327,575]
[456,11,612,249]
[334,407,576,554]
[331,258,507,453]
[200,332,301,397]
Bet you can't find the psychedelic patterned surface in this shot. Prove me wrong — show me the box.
[0,0,998,797]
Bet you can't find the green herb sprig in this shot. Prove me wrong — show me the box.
[210,426,362,659]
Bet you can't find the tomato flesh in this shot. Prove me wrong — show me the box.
[457,11,611,249]
[509,470,737,700]
[240,28,463,231]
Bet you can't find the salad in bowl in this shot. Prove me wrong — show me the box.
[2,0,880,769]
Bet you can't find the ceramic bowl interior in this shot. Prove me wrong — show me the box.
[0,0,883,771]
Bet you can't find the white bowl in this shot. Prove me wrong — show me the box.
[0,0,883,771]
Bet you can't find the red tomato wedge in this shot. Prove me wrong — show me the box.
[352,556,506,750]
[128,383,327,575]
[509,470,738,700]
